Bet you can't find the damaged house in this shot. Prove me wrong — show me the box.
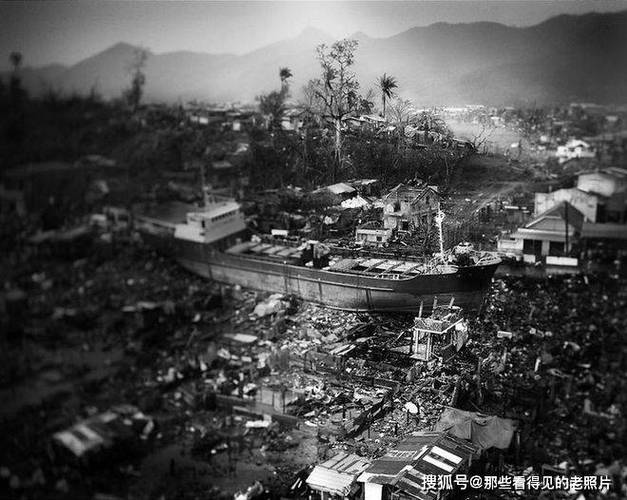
[357,432,479,500]
[306,452,371,500]
[383,184,441,234]
[355,183,440,246]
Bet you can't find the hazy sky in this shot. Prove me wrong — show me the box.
[1,0,626,70]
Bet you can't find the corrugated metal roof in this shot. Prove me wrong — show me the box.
[358,433,480,497]
[360,434,438,480]
[394,467,433,500]
[526,202,584,231]
[307,466,355,496]
[510,228,569,242]
[320,452,371,475]
[326,182,357,195]
[392,434,479,499]
[306,453,370,496]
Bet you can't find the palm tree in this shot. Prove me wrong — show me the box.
[279,67,293,93]
[378,73,398,118]
[279,67,293,82]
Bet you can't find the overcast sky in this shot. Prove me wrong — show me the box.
[1,0,626,70]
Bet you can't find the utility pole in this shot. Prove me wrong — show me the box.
[564,202,569,256]
[435,210,445,260]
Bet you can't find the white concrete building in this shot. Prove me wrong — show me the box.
[556,139,596,163]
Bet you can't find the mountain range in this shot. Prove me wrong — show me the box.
[7,10,627,107]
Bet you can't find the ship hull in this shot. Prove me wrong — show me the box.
[174,240,499,313]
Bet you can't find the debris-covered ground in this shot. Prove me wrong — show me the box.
[1,233,625,499]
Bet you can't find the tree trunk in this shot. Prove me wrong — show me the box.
[302,126,308,183]
[333,118,342,182]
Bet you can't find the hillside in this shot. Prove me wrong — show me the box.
[6,10,627,106]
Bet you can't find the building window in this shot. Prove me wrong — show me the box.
[376,236,382,242]
[549,241,565,256]
[523,239,542,257]
[394,201,401,212]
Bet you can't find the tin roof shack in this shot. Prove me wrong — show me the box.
[306,452,371,499]
[52,405,154,465]
[318,183,358,201]
[411,302,469,362]
[357,432,479,500]
[280,108,305,132]
[383,184,440,233]
[350,179,381,197]
[508,202,584,265]
[224,110,256,132]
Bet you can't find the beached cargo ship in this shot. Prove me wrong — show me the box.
[140,197,500,312]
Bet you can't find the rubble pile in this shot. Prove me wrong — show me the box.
[461,274,626,479]
[1,226,626,498]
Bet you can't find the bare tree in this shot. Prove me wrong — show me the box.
[358,88,376,115]
[471,122,495,153]
[388,97,414,129]
[414,110,452,138]
[124,48,149,112]
[307,39,360,181]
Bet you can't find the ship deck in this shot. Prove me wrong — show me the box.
[227,241,303,260]
[225,241,458,279]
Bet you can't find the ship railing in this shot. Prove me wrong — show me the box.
[258,233,447,266]
[257,233,302,248]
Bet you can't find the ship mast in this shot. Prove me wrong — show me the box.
[435,210,445,259]
[199,160,210,208]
